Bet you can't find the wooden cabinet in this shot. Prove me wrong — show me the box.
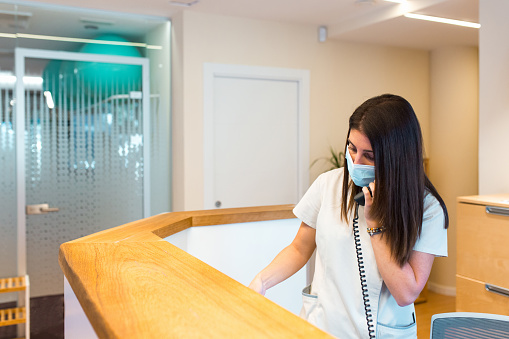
[456,194,509,315]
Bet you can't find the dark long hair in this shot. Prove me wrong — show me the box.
[340,94,449,266]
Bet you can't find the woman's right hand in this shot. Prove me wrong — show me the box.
[248,274,266,296]
[247,222,316,297]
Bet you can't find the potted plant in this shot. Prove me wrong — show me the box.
[311,146,344,172]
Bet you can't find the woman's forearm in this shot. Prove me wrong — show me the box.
[249,223,316,294]
[257,243,312,291]
[370,235,434,306]
[362,184,434,306]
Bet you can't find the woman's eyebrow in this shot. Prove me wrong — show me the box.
[347,139,373,152]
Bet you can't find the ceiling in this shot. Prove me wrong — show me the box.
[184,0,479,49]
[0,0,478,52]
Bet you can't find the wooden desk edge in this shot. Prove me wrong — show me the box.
[457,194,509,208]
[59,205,332,338]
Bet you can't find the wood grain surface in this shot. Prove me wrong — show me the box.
[457,193,509,208]
[59,205,332,338]
[456,194,509,316]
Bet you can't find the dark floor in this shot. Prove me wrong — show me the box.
[0,294,63,339]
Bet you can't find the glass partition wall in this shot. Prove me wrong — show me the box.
[0,3,170,338]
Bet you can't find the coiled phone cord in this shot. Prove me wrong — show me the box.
[353,203,376,339]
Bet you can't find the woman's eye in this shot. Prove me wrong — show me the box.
[365,153,374,161]
[348,145,357,153]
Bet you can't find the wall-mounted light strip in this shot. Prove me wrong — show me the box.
[16,33,145,47]
[0,32,163,49]
[404,13,480,29]
[0,32,17,38]
[384,0,406,3]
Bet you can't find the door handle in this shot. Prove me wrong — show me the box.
[26,204,60,215]
[41,206,59,213]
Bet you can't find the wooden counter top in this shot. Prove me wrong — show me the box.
[59,205,332,338]
[457,194,509,208]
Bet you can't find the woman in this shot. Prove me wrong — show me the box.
[249,94,448,338]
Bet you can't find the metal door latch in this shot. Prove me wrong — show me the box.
[26,204,60,215]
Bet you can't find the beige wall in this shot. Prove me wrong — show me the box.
[479,0,509,195]
[429,47,479,294]
[172,10,431,211]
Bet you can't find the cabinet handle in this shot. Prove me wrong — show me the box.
[485,283,509,298]
[485,206,509,217]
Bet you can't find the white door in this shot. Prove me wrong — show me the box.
[204,64,309,209]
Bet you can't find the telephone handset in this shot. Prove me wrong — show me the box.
[354,191,365,206]
[352,189,375,339]
[354,186,372,206]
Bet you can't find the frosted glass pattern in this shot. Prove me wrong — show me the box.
[25,59,144,297]
[0,87,17,297]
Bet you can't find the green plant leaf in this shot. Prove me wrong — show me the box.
[310,145,344,173]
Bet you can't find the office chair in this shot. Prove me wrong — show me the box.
[430,312,509,339]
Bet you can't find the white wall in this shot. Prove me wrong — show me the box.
[479,0,509,194]
[171,10,431,212]
[165,219,305,315]
[65,277,98,339]
[429,46,479,294]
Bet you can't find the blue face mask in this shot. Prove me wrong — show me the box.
[345,150,375,187]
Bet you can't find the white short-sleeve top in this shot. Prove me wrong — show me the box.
[293,168,447,339]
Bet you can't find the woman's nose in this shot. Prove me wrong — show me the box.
[353,155,367,165]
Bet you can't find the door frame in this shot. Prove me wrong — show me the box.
[203,63,309,209]
[15,47,151,276]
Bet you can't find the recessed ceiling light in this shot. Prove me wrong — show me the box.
[44,91,55,109]
[80,17,115,26]
[404,13,480,29]
[168,0,199,7]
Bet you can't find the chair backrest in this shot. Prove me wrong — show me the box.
[430,312,509,339]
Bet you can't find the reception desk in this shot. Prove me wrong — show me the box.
[59,205,332,338]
